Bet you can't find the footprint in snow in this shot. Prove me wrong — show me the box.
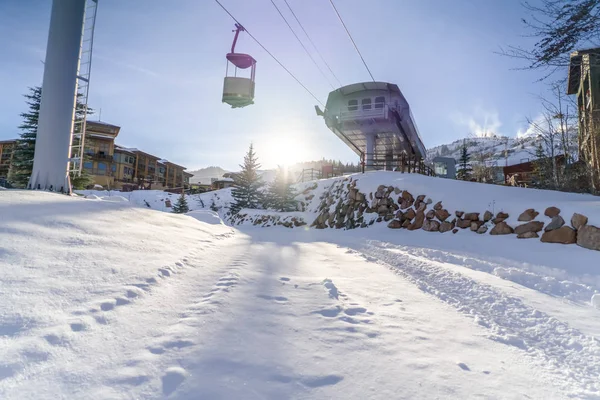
[100,300,116,311]
[457,362,471,371]
[279,277,290,282]
[162,367,188,396]
[257,294,288,302]
[344,307,367,316]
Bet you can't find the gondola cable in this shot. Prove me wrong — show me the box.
[214,0,325,107]
[282,0,343,88]
[328,0,376,82]
[269,0,336,90]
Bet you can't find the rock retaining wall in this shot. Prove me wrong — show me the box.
[305,176,600,252]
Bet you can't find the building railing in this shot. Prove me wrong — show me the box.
[85,152,113,160]
[361,153,436,177]
[84,168,114,177]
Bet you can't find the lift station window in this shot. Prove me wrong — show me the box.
[374,96,385,109]
[348,99,358,111]
[362,98,372,110]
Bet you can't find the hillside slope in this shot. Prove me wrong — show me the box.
[2,190,599,398]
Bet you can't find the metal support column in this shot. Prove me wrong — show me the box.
[29,0,87,193]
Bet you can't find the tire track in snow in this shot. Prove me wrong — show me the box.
[355,242,600,398]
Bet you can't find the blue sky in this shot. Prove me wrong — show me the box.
[0,0,555,170]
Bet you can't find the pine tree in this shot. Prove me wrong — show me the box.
[532,143,549,187]
[9,86,93,189]
[8,87,41,187]
[456,140,472,181]
[265,166,298,212]
[172,191,189,214]
[230,143,264,214]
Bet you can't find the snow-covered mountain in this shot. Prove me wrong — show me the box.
[188,166,230,184]
[426,132,577,167]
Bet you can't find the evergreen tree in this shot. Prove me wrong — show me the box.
[230,143,264,214]
[8,87,41,187]
[172,191,189,214]
[9,86,94,189]
[70,171,95,190]
[265,166,298,212]
[456,140,472,181]
[532,143,549,187]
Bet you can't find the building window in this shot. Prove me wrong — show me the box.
[348,99,358,111]
[362,98,372,110]
[374,96,385,109]
[98,162,106,171]
[434,162,448,176]
[84,162,92,170]
[97,142,109,154]
[111,164,116,172]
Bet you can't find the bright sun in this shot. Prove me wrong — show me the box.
[259,135,310,168]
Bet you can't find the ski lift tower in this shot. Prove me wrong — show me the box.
[29,0,98,193]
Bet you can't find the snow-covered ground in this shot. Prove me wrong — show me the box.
[2,185,600,399]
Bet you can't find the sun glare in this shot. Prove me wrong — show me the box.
[260,135,310,168]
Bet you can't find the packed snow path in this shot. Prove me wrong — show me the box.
[1,192,599,399]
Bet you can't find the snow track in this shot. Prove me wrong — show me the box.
[359,241,600,398]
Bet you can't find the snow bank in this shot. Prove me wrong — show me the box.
[0,191,234,398]
[100,195,129,202]
[84,194,102,200]
[186,210,224,225]
[592,293,600,309]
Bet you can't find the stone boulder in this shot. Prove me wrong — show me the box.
[470,221,484,231]
[348,188,358,201]
[455,211,464,218]
[514,221,544,235]
[571,213,588,230]
[435,209,450,222]
[402,219,411,228]
[426,210,436,220]
[456,219,472,229]
[414,199,423,211]
[423,220,441,232]
[399,191,414,209]
[408,210,425,230]
[490,221,514,235]
[394,187,401,195]
[426,198,433,205]
[388,219,403,229]
[541,226,576,244]
[544,207,561,218]
[439,221,453,233]
[416,195,426,202]
[577,225,600,251]
[476,225,488,234]
[518,209,539,222]
[483,211,493,222]
[544,216,565,232]
[452,228,459,234]
[404,208,416,221]
[463,212,480,221]
[493,212,509,224]
[518,231,539,239]
[433,201,443,211]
